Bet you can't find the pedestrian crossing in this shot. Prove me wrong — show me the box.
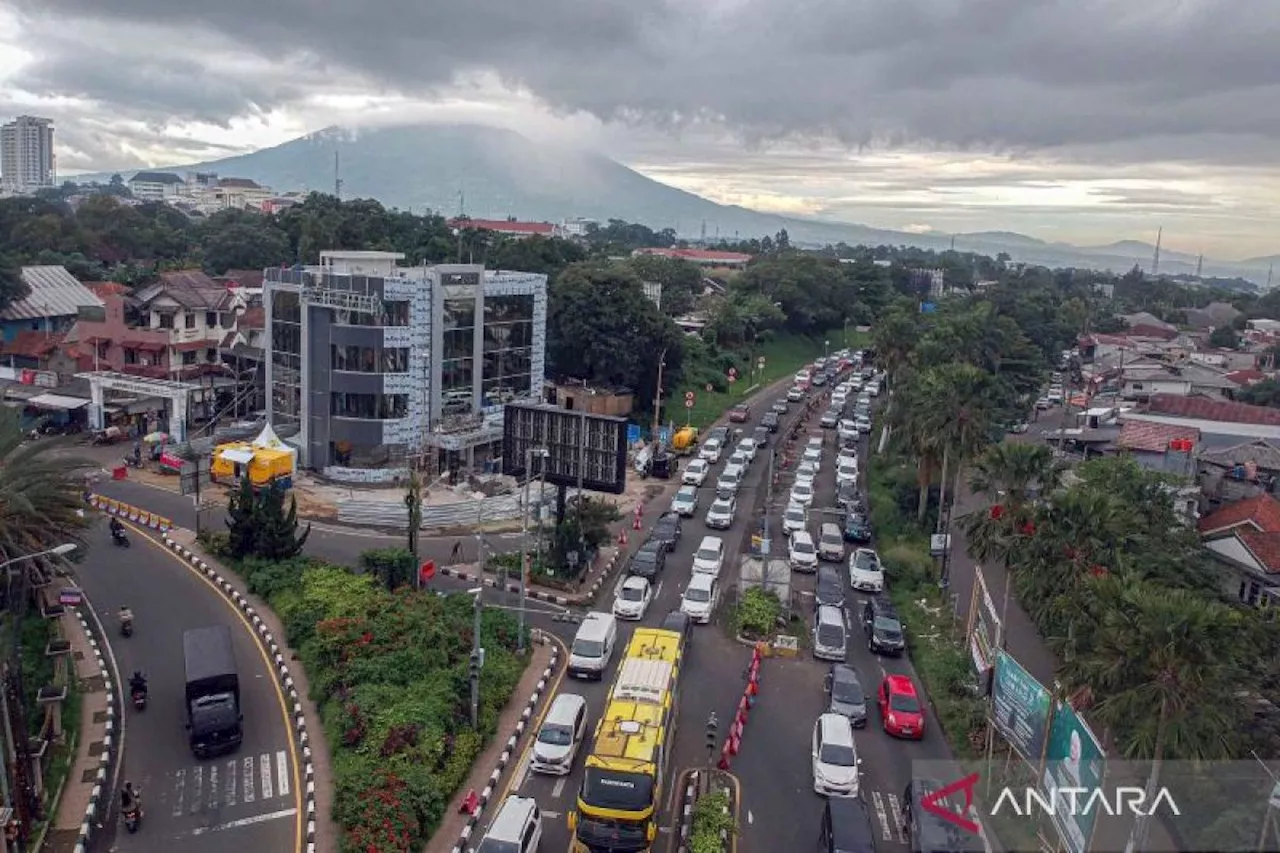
[169,751,292,816]
[868,789,908,845]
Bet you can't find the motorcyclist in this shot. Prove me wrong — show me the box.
[109,517,125,539]
[121,781,141,813]
[129,670,147,697]
[118,605,133,628]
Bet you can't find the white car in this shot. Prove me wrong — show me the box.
[867,383,880,397]
[795,461,819,487]
[802,447,823,468]
[838,420,858,442]
[812,713,861,797]
[790,481,815,507]
[693,536,726,577]
[787,386,806,402]
[736,438,758,464]
[728,450,749,470]
[795,370,812,384]
[705,496,737,530]
[836,459,859,487]
[849,548,884,593]
[671,485,699,517]
[699,439,723,464]
[682,458,710,487]
[782,504,808,537]
[789,530,819,572]
[680,574,720,623]
[831,392,848,409]
[612,576,653,620]
[855,416,872,434]
[838,446,859,466]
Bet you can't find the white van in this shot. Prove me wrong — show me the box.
[532,693,588,775]
[477,795,542,853]
[789,530,819,573]
[693,536,726,577]
[568,612,617,680]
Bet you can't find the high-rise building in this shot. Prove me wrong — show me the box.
[0,116,55,191]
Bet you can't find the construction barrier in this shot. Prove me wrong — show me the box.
[86,494,173,532]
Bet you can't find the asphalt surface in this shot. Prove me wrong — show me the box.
[74,520,302,852]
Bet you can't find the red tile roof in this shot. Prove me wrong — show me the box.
[219,269,265,288]
[1226,369,1268,387]
[171,339,214,353]
[2,330,64,359]
[238,306,265,329]
[1147,393,1280,426]
[1238,530,1280,574]
[1198,493,1280,536]
[448,218,555,236]
[83,281,130,297]
[1116,420,1199,453]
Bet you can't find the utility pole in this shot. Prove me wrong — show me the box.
[517,448,544,654]
[704,712,718,794]
[651,348,668,441]
[761,449,775,557]
[469,586,483,730]
[406,466,423,588]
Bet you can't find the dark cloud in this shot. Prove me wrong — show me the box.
[8,0,1280,166]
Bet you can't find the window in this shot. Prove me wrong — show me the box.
[481,294,534,404]
[123,348,138,365]
[184,313,196,330]
[331,346,409,373]
[156,313,174,329]
[330,393,409,420]
[182,351,197,365]
[206,312,218,328]
[220,312,234,327]
[270,290,301,323]
[206,348,217,362]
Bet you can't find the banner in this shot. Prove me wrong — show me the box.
[1042,703,1106,853]
[991,650,1051,762]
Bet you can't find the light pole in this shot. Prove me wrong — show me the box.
[468,586,483,730]
[651,347,669,441]
[824,339,830,360]
[518,447,548,654]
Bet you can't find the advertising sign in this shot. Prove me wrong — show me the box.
[965,565,1001,676]
[1042,703,1106,853]
[502,402,629,495]
[991,650,1052,762]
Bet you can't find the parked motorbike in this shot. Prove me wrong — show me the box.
[123,456,142,469]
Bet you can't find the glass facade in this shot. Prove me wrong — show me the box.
[270,290,302,428]
[441,297,476,415]
[332,301,409,327]
[330,393,409,419]
[331,345,409,373]
[481,294,535,405]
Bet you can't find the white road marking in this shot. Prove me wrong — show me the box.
[190,765,203,814]
[225,760,238,806]
[551,777,567,799]
[242,756,256,803]
[208,763,219,810]
[276,750,290,797]
[887,793,906,843]
[260,753,273,799]
[654,581,663,600]
[172,768,186,817]
[189,807,299,835]
[747,810,754,825]
[871,791,891,840]
[541,811,563,819]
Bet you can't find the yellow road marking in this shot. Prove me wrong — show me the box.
[120,518,305,853]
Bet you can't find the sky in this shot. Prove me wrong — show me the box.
[2,0,1279,261]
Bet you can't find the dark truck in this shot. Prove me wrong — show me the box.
[183,626,243,758]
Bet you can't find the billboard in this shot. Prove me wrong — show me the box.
[502,402,628,495]
[966,564,1001,677]
[1042,703,1106,853]
[991,650,1052,762]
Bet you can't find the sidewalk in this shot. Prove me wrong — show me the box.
[425,639,559,853]
[45,604,115,853]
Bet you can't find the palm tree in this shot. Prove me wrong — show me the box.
[0,407,90,566]
[1056,577,1242,852]
[922,364,997,530]
[889,368,944,522]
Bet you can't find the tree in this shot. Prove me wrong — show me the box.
[0,407,88,562]
[1208,325,1240,349]
[359,548,416,591]
[199,209,290,274]
[253,485,311,561]
[627,255,701,317]
[225,477,259,559]
[0,260,30,316]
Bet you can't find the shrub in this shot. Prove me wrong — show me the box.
[359,548,416,591]
[734,588,781,639]
[689,789,735,853]
[881,544,934,587]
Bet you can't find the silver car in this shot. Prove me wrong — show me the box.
[670,485,699,517]
[706,496,736,530]
[825,664,868,728]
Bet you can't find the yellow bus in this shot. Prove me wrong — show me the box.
[569,628,683,852]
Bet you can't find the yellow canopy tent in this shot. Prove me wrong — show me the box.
[211,425,297,488]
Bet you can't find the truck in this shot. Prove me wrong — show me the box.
[183,626,243,758]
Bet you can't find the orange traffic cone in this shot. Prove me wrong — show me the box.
[618,530,628,546]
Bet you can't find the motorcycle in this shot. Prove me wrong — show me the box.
[131,688,147,711]
[123,803,141,833]
[111,528,130,548]
[120,619,133,638]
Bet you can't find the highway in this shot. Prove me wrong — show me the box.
[75,520,302,852]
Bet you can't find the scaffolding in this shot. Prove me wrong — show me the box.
[299,273,383,315]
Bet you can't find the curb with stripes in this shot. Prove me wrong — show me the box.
[88,495,320,853]
[449,646,560,853]
[72,609,118,853]
[436,544,623,610]
[677,771,699,851]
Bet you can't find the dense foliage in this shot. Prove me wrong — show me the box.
[0,407,89,560]
[688,789,735,853]
[225,478,311,561]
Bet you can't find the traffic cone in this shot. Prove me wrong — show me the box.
[632,513,642,530]
[728,730,740,755]
[718,741,732,770]
[618,530,628,546]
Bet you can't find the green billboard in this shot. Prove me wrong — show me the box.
[1042,702,1106,853]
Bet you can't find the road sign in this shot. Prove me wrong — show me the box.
[419,561,436,582]
[728,367,738,381]
[626,423,641,443]
[685,391,695,402]
[58,587,82,606]
[658,426,672,445]
[685,397,695,409]
[705,383,713,392]
[757,357,766,368]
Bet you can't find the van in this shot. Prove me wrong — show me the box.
[692,535,726,577]
[568,612,617,680]
[818,523,845,562]
[477,795,542,853]
[819,797,877,853]
[532,693,588,775]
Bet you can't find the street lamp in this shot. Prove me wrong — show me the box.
[467,586,483,729]
[0,544,76,570]
[518,448,548,654]
[824,339,830,359]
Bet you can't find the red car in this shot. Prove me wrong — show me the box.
[729,404,750,423]
[878,674,925,740]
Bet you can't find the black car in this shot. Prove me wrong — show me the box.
[836,482,861,510]
[660,610,693,651]
[628,541,667,579]
[650,511,683,551]
[761,411,781,432]
[815,565,845,608]
[862,596,906,656]
[843,511,872,543]
[752,426,769,448]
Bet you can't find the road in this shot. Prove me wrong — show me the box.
[75,520,302,852]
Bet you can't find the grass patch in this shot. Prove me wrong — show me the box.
[689,788,735,853]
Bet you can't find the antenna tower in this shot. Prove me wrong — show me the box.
[334,150,343,199]
[949,235,956,251]
[1269,264,1274,290]
[700,220,707,243]
[1196,254,1203,278]
[1151,226,1162,276]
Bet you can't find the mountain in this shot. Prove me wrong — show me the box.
[74,122,1275,283]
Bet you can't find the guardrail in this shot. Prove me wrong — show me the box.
[335,485,552,530]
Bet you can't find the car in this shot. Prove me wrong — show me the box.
[855,416,872,434]
[671,485,699,517]
[812,373,828,387]
[802,447,823,468]
[787,386,806,402]
[825,664,868,728]
[789,530,819,572]
[856,393,871,409]
[789,481,815,507]
[782,503,808,537]
[660,610,693,651]
[862,596,905,655]
[680,574,720,623]
[843,511,873,543]
[837,446,859,466]
[1007,422,1030,434]
[836,458,859,487]
[815,564,845,608]
[807,436,824,452]
[770,401,788,415]
[682,458,710,487]
[716,464,744,498]
[627,540,667,580]
[650,511,683,551]
[838,419,858,442]
[707,426,730,444]
[866,383,880,397]
[729,404,751,423]
[835,481,861,510]
[761,412,781,432]
[693,535,726,577]
[795,461,818,487]
[795,370,812,385]
[1035,397,1052,410]
[705,496,737,530]
[612,576,653,620]
[820,410,840,429]
[751,427,769,449]
[728,450,749,470]
[878,674,925,740]
[849,548,884,593]
[812,713,861,797]
[699,439,723,464]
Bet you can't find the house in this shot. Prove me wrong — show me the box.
[1120,311,1178,340]
[1113,420,1200,475]
[1226,369,1268,389]
[1198,439,1280,505]
[1,266,105,346]
[128,171,185,201]
[632,247,753,268]
[1184,301,1242,331]
[62,282,172,378]
[447,217,562,239]
[214,177,273,210]
[130,270,245,379]
[1120,362,1237,400]
[1198,494,1280,607]
[1124,393,1280,446]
